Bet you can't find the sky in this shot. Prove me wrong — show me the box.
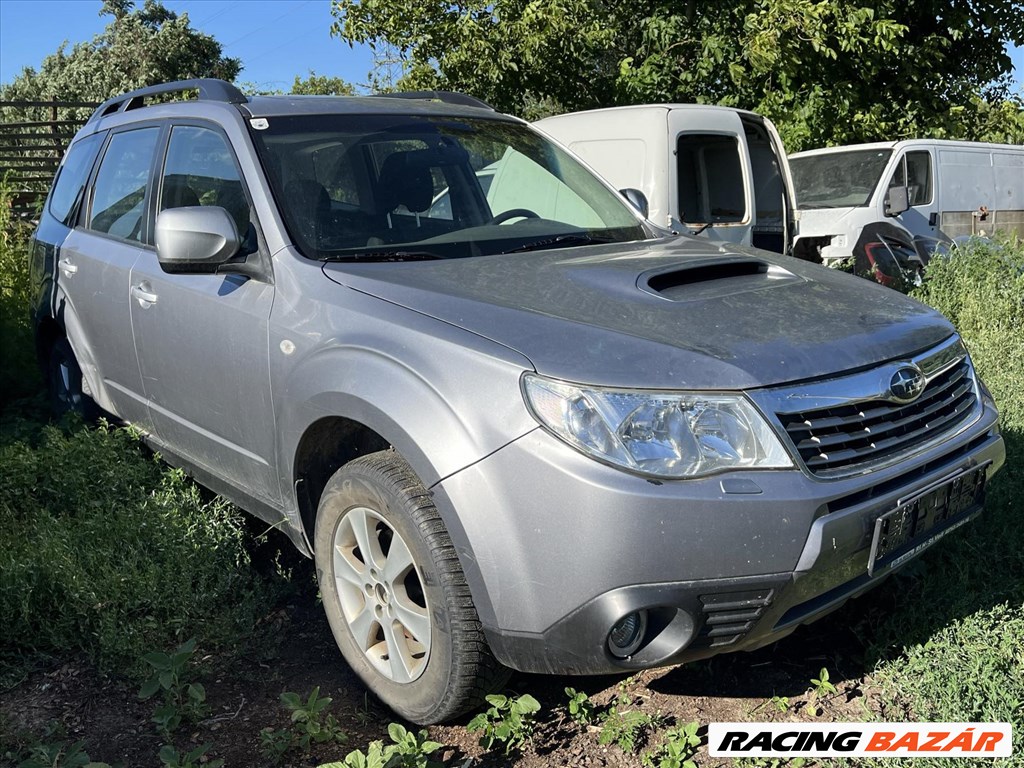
[1,0,1023,96]
[0,0,376,92]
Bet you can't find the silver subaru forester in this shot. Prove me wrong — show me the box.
[31,79,1005,724]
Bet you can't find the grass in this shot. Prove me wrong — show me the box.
[856,236,1024,759]
[0,412,289,682]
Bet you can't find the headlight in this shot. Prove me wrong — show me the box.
[522,374,793,479]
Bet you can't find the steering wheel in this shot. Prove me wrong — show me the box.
[489,208,540,225]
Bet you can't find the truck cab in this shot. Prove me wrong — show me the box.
[535,105,797,254]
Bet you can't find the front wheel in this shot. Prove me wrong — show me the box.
[314,450,509,724]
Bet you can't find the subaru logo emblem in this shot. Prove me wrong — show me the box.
[889,366,926,403]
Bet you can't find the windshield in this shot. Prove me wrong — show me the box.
[250,114,647,260]
[790,149,892,209]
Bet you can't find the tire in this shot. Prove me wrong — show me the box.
[47,338,99,420]
[314,450,509,724]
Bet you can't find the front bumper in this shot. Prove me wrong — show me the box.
[432,399,1004,676]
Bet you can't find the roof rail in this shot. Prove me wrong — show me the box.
[87,78,248,124]
[370,91,495,111]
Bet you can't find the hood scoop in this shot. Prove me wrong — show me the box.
[640,256,802,302]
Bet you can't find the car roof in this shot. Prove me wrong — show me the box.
[240,95,520,122]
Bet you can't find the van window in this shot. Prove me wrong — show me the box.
[49,133,103,225]
[676,134,746,224]
[905,151,932,205]
[791,149,892,208]
[160,125,253,242]
[887,151,933,207]
[88,127,160,242]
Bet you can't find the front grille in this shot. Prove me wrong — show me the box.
[778,356,977,477]
[691,589,774,649]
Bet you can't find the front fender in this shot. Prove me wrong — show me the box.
[274,306,538,501]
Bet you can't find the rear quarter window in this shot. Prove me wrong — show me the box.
[48,133,103,225]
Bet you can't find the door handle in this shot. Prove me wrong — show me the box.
[58,258,78,276]
[131,283,159,306]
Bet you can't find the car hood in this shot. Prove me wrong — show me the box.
[322,237,953,389]
[796,206,860,236]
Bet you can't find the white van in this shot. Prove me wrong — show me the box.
[790,140,1024,263]
[535,105,797,254]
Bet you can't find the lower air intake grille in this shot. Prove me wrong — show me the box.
[692,588,774,649]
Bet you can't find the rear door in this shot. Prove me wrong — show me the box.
[57,125,161,425]
[129,122,280,504]
[667,109,753,246]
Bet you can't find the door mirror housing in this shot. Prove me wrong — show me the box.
[884,185,910,217]
[155,206,240,274]
[620,188,650,219]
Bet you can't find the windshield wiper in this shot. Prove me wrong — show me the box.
[690,222,713,236]
[322,250,444,263]
[502,233,617,254]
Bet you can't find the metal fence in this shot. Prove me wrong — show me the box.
[0,99,96,220]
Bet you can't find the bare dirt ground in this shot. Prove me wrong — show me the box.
[1,549,902,768]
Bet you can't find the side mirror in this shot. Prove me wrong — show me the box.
[155,206,240,274]
[620,188,649,219]
[884,185,909,217]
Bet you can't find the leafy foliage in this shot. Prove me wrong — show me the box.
[912,237,1024,426]
[597,697,666,753]
[138,638,207,736]
[0,0,240,116]
[0,418,283,681]
[260,687,348,762]
[466,693,541,754]
[15,740,110,768]
[330,0,1024,149]
[564,686,598,725]
[641,721,701,768]
[809,667,837,698]
[0,177,39,404]
[319,724,443,768]
[291,70,356,96]
[158,743,223,768]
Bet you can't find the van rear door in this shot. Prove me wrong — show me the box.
[742,114,793,254]
[668,109,752,247]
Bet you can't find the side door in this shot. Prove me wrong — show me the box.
[129,122,280,504]
[666,109,753,246]
[886,149,937,239]
[56,125,162,426]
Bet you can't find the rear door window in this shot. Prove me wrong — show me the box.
[49,133,103,225]
[88,127,160,242]
[676,134,746,224]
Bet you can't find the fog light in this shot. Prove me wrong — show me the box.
[607,610,648,658]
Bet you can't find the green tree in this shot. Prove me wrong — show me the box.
[291,70,356,95]
[330,0,1024,150]
[1,0,240,116]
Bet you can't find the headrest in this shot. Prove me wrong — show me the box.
[377,151,436,214]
